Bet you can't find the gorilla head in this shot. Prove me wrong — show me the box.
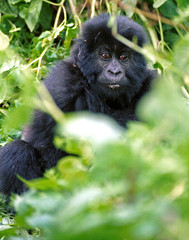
[70,14,149,105]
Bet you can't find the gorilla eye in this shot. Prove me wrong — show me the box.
[119,54,128,61]
[101,53,111,60]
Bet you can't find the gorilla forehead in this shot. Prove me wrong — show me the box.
[80,13,148,50]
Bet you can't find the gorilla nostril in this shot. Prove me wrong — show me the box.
[108,69,121,76]
[115,71,121,76]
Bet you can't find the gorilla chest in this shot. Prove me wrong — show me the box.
[108,107,137,127]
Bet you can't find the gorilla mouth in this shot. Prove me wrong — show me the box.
[107,84,120,89]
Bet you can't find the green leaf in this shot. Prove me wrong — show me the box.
[164,31,180,46]
[57,112,124,147]
[0,0,17,15]
[19,0,42,32]
[39,30,51,40]
[9,0,26,4]
[153,0,168,8]
[39,2,52,30]
[63,25,78,50]
[173,34,189,75]
[176,0,189,9]
[0,30,9,51]
[0,49,37,131]
[91,141,136,183]
[122,0,137,17]
[159,0,177,17]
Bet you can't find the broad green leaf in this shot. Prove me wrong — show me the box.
[0,31,9,51]
[64,25,78,50]
[57,112,124,147]
[173,33,189,75]
[153,0,168,8]
[0,49,36,131]
[39,2,52,30]
[0,0,17,15]
[159,0,177,17]
[9,0,26,4]
[122,0,137,17]
[19,0,42,32]
[164,31,180,46]
[176,0,189,9]
[138,77,189,129]
[39,30,51,39]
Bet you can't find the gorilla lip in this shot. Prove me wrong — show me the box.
[107,84,120,89]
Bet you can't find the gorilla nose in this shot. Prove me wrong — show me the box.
[108,69,122,76]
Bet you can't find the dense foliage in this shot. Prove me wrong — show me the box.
[0,0,189,239]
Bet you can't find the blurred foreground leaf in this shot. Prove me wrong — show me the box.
[0,47,36,136]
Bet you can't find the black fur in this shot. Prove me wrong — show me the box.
[0,14,155,195]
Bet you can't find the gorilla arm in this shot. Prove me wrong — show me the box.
[0,61,105,195]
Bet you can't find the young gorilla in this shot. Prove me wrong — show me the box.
[0,14,155,195]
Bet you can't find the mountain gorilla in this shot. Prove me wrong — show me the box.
[0,14,155,195]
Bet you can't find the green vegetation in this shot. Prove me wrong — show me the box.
[0,0,189,239]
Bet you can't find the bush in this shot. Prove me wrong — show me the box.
[0,0,189,239]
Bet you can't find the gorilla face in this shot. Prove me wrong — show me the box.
[97,45,128,88]
[92,43,147,103]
